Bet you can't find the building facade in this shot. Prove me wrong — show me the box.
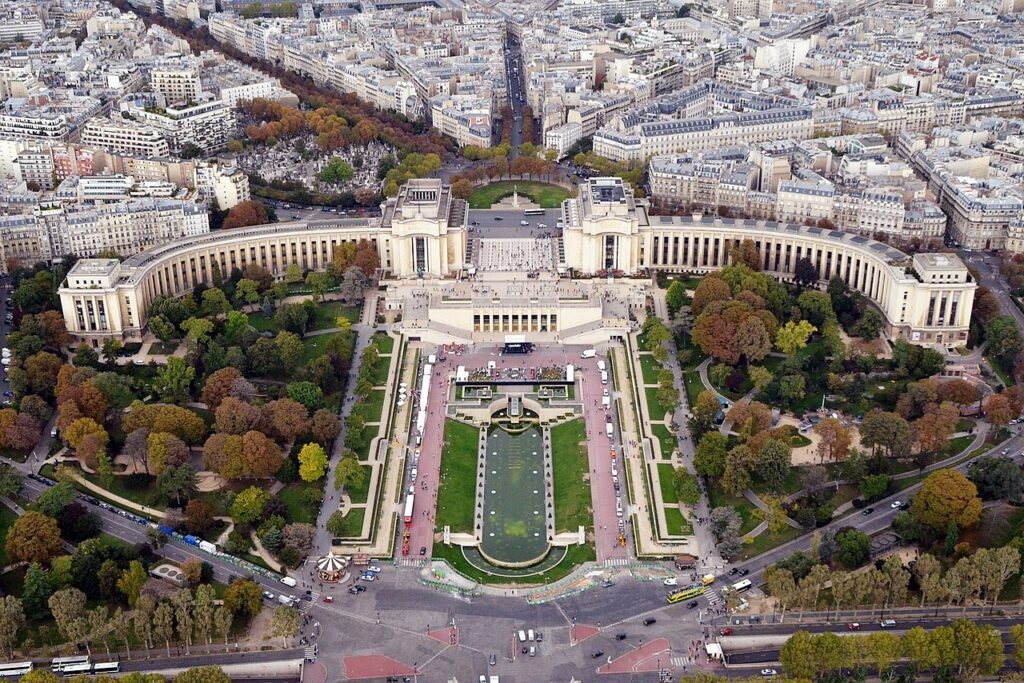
[59,178,974,346]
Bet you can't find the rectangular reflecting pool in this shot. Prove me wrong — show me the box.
[478,424,550,566]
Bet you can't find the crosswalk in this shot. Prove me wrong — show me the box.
[704,588,722,606]
[671,656,688,668]
[304,645,317,661]
[603,557,630,567]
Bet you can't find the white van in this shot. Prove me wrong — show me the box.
[580,349,596,359]
[597,360,606,372]
[280,576,297,587]
[528,629,534,641]
[410,468,418,482]
[518,629,527,643]
[600,371,608,385]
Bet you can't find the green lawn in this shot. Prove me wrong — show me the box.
[247,310,278,332]
[149,341,179,355]
[369,356,391,386]
[657,463,678,504]
[0,506,18,566]
[82,471,163,509]
[708,482,758,535]
[741,525,802,560]
[300,331,352,365]
[435,419,480,533]
[551,419,592,534]
[337,507,365,538]
[986,355,1016,387]
[639,354,662,385]
[944,434,974,458]
[683,370,704,408]
[663,506,694,536]
[278,481,323,524]
[751,466,803,496]
[645,386,670,421]
[363,389,386,423]
[309,301,360,331]
[345,463,373,504]
[651,423,677,459]
[372,333,394,354]
[467,181,570,209]
[827,484,859,510]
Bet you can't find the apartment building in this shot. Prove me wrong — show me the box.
[195,162,250,210]
[648,154,757,214]
[150,66,203,106]
[81,118,172,158]
[429,95,491,148]
[124,99,236,154]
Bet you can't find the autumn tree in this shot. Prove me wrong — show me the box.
[223,200,269,229]
[185,499,214,534]
[146,431,190,476]
[984,392,1014,429]
[201,366,243,409]
[775,320,816,355]
[911,468,982,531]
[242,430,283,477]
[298,443,328,482]
[263,398,310,443]
[691,275,732,316]
[223,578,263,618]
[214,396,263,435]
[912,401,960,457]
[859,409,912,461]
[814,417,852,463]
[6,511,63,565]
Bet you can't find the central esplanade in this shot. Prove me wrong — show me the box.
[59,177,976,346]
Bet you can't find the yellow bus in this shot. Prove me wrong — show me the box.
[666,582,706,604]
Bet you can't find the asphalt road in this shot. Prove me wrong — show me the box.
[736,430,1024,585]
[468,208,562,235]
[964,251,1024,330]
[504,31,525,156]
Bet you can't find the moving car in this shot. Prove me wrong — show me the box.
[687,601,699,609]
[880,620,897,628]
[614,633,627,641]
[263,591,274,600]
[890,500,902,509]
[322,596,334,603]
[862,507,874,515]
[643,618,657,626]
[847,623,860,630]
[663,578,678,586]
[591,651,604,659]
[761,669,778,677]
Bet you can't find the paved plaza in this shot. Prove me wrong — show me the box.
[476,237,554,271]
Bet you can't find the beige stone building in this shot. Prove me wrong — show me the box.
[59,177,975,347]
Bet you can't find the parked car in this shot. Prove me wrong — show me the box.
[614,633,627,641]
[719,627,733,636]
[761,669,778,677]
[591,651,604,659]
[643,618,657,626]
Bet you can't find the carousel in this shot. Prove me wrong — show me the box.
[316,553,348,582]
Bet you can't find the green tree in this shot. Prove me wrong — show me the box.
[835,528,871,569]
[755,438,792,492]
[985,315,1023,364]
[334,455,365,492]
[665,280,686,316]
[174,666,232,683]
[230,486,270,524]
[234,278,260,306]
[304,272,333,303]
[270,605,300,647]
[694,432,727,479]
[672,468,701,506]
[22,562,53,617]
[117,560,148,607]
[748,365,773,393]
[0,595,24,657]
[779,374,806,404]
[319,157,354,183]
[274,331,303,368]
